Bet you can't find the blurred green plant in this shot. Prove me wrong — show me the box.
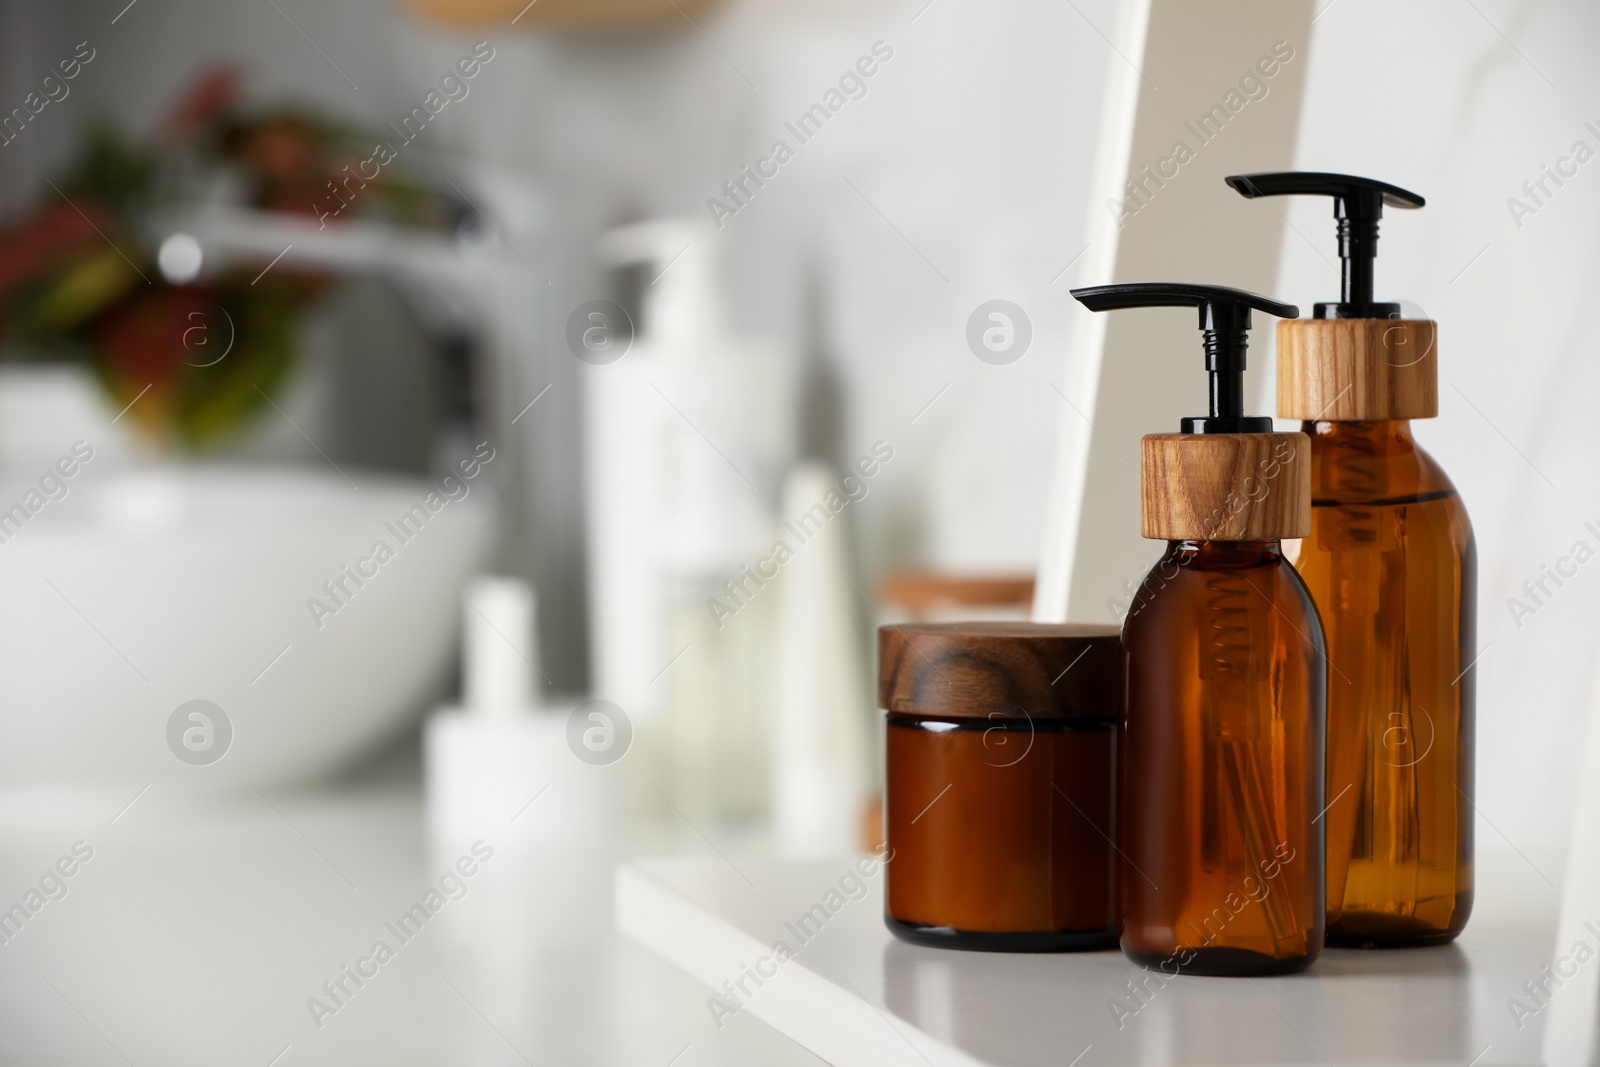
[0,66,453,450]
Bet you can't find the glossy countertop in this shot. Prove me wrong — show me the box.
[0,782,822,1066]
[619,849,1566,1066]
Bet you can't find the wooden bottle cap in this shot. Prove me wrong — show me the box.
[877,622,1121,720]
[1140,432,1309,541]
[1277,318,1438,420]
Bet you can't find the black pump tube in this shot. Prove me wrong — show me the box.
[1337,216,1377,310]
[1202,328,1248,420]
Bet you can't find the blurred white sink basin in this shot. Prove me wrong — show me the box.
[0,464,493,791]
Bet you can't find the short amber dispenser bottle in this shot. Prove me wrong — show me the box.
[1072,282,1326,976]
[1228,173,1476,946]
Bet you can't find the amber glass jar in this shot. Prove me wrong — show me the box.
[879,622,1121,951]
[1295,418,1475,945]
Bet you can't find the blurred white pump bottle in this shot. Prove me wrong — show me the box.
[583,220,793,821]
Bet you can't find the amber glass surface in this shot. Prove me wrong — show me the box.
[1296,419,1476,946]
[1121,540,1326,976]
[884,714,1117,950]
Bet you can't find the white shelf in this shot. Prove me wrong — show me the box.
[617,855,1557,1066]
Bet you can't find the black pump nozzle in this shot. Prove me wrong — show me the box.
[1070,282,1297,435]
[1224,172,1425,320]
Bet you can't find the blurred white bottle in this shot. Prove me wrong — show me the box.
[772,462,869,857]
[583,220,793,820]
[425,576,608,856]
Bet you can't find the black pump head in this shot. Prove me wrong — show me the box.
[1224,171,1425,320]
[1070,282,1297,434]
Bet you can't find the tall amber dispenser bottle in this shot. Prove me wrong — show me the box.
[1228,173,1475,946]
[1072,283,1326,976]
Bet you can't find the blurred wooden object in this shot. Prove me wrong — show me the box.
[878,572,1034,620]
[400,0,725,31]
[859,795,883,854]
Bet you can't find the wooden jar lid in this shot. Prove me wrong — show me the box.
[1277,318,1438,420]
[1141,432,1309,541]
[877,622,1121,719]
